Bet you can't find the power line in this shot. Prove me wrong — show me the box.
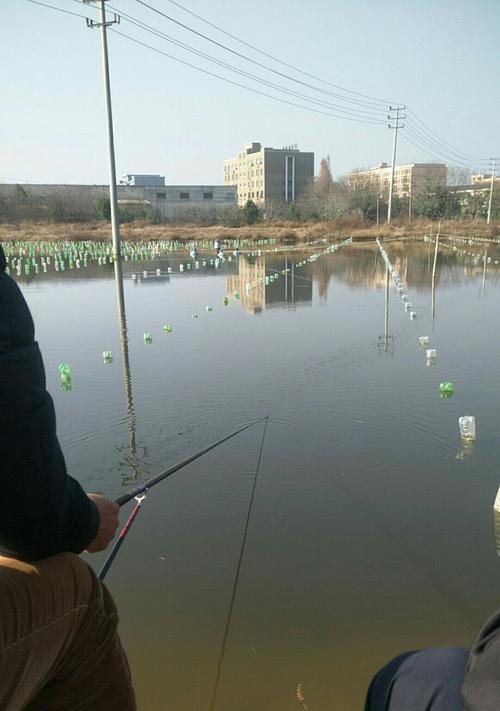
[159,0,395,108]
[103,4,386,123]
[403,124,480,168]
[25,0,87,18]
[110,28,386,126]
[24,0,499,166]
[133,0,393,112]
[407,109,489,163]
[132,0,496,165]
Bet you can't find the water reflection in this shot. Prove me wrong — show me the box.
[113,259,146,484]
[226,255,313,313]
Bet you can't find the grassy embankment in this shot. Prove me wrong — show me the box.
[0,218,497,245]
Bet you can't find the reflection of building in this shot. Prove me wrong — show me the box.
[347,163,447,198]
[226,255,312,314]
[224,142,314,206]
[227,258,266,314]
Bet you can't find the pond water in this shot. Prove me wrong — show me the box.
[13,236,500,710]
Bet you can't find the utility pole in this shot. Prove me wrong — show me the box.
[387,105,406,224]
[83,0,122,260]
[487,158,497,225]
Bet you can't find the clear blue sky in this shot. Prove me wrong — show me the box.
[1,0,499,184]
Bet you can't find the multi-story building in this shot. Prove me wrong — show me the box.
[347,162,447,198]
[224,142,314,206]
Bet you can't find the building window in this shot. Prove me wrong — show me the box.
[156,192,166,200]
[203,192,213,200]
[179,192,190,199]
[226,193,235,200]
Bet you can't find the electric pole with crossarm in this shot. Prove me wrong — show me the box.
[487,158,497,225]
[83,0,122,261]
[387,105,406,224]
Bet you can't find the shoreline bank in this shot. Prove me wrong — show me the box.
[0,218,497,245]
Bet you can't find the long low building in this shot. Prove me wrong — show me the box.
[347,162,447,198]
[0,181,237,220]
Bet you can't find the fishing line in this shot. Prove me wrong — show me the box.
[209,416,270,711]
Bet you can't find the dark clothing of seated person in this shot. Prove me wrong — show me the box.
[0,244,136,710]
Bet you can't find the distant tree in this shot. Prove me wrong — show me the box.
[317,155,334,196]
[447,166,472,186]
[96,196,111,221]
[242,199,260,224]
[415,186,461,219]
[46,195,66,222]
[15,184,28,201]
[288,202,302,220]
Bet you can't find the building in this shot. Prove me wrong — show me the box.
[471,174,500,187]
[119,184,237,219]
[224,142,314,206]
[347,162,447,198]
[120,174,165,187]
[0,182,237,221]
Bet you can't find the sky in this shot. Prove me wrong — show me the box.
[1,0,499,185]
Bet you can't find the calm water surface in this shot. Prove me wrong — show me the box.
[15,238,500,710]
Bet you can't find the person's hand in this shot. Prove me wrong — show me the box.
[86,494,120,552]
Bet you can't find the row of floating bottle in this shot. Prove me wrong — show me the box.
[377,238,417,320]
[418,335,476,442]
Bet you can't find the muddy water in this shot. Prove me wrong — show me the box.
[16,238,500,709]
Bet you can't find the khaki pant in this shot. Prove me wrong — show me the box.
[0,552,136,710]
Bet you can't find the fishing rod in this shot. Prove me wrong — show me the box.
[116,417,265,506]
[99,493,146,580]
[98,417,265,580]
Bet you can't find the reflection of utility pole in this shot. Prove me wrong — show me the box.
[384,266,389,352]
[84,0,122,263]
[482,249,488,297]
[387,105,406,224]
[487,158,497,225]
[376,196,380,226]
[431,222,440,319]
[114,263,139,473]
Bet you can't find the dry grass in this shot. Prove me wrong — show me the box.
[0,217,497,245]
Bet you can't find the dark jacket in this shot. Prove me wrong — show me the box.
[0,244,99,559]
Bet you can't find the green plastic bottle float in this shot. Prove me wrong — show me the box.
[58,363,71,380]
[439,381,454,397]
[223,297,229,306]
[163,324,173,333]
[102,351,113,364]
[206,306,213,312]
[143,333,153,344]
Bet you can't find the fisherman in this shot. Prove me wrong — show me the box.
[364,614,500,710]
[0,244,136,709]
[214,238,222,252]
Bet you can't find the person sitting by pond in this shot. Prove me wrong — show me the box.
[0,244,136,710]
[364,612,500,710]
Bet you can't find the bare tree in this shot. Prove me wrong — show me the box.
[447,166,472,186]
